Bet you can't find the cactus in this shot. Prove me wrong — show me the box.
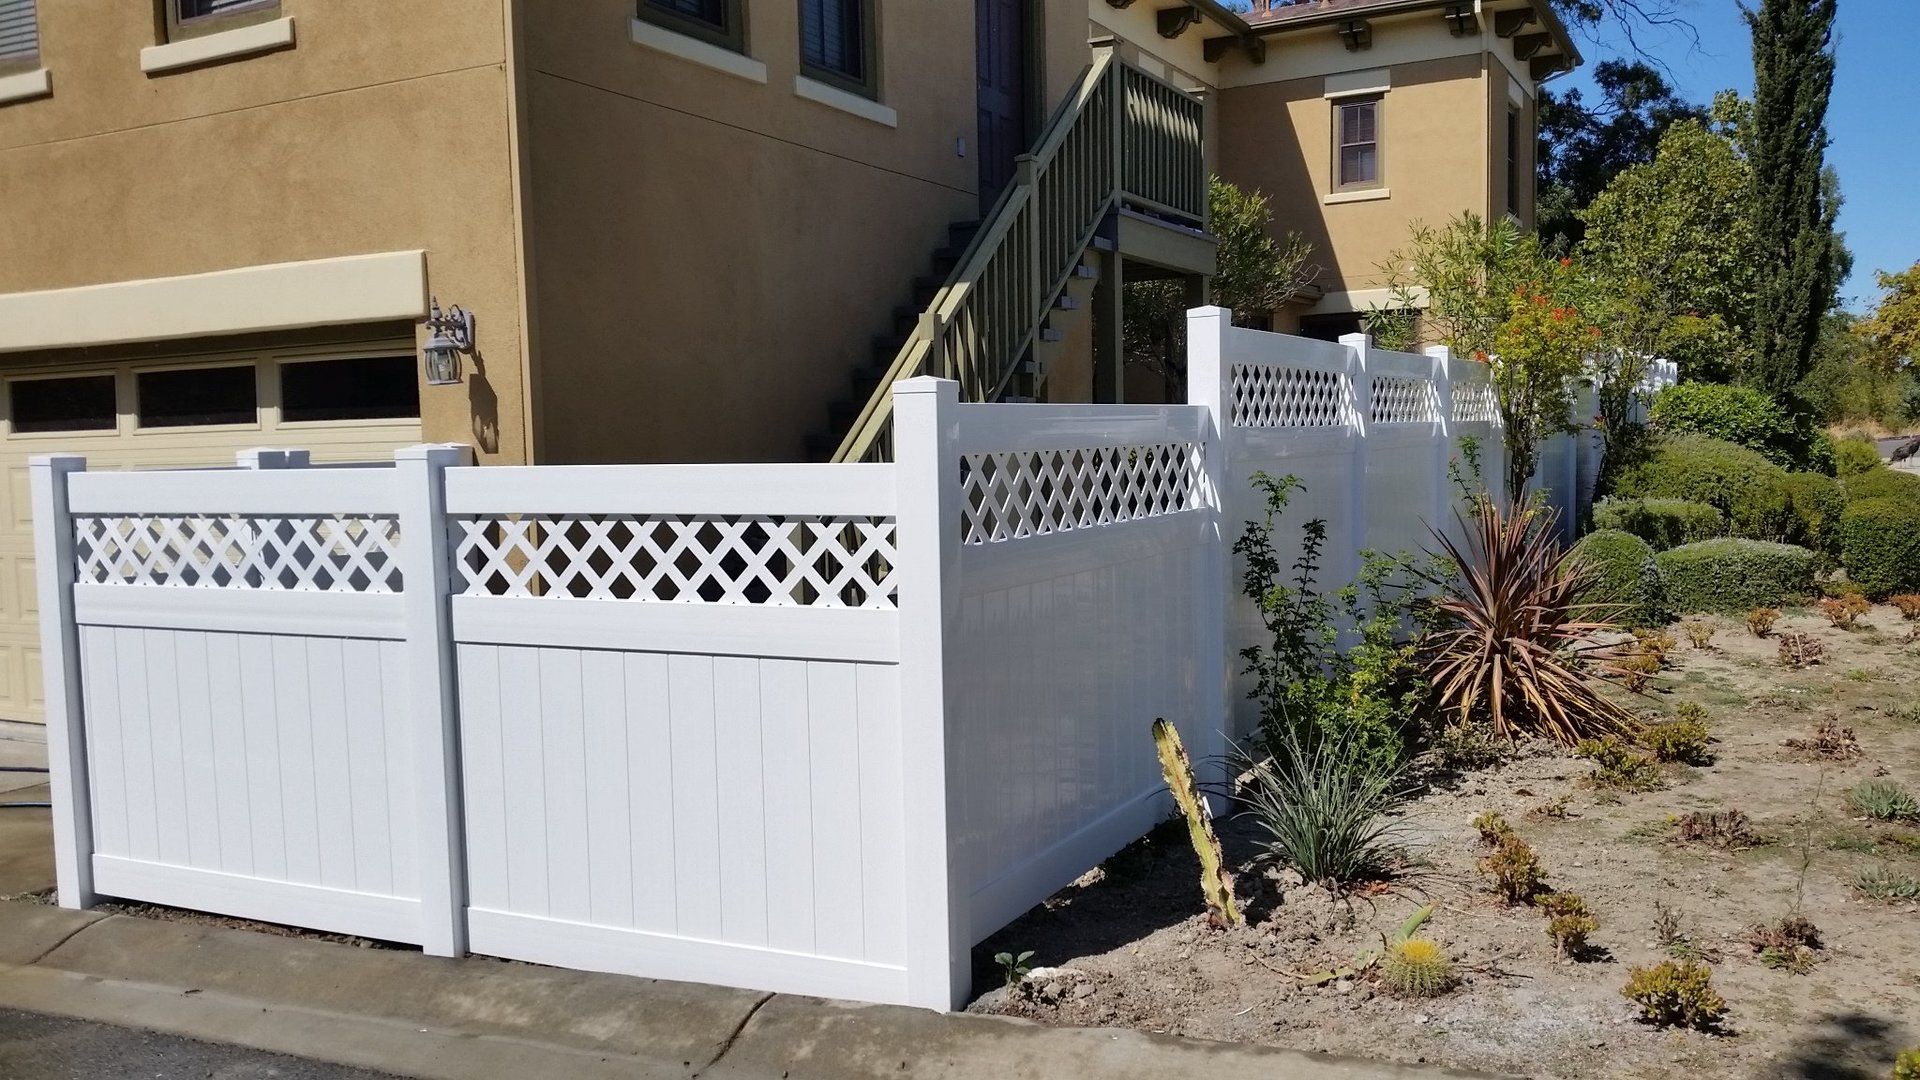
[1381,937,1454,998]
[1151,718,1240,927]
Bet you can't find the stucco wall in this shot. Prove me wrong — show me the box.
[1216,52,1489,304]
[0,0,530,463]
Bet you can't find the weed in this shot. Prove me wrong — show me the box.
[1577,736,1665,792]
[1381,937,1455,997]
[1625,817,1674,843]
[1759,945,1818,974]
[1479,833,1546,905]
[1887,704,1920,725]
[1844,668,1873,682]
[1681,619,1716,649]
[1855,865,1920,903]
[1783,718,1862,760]
[1848,779,1919,823]
[1652,901,1683,947]
[1676,808,1764,850]
[1640,717,1712,765]
[1621,961,1727,1030]
[1826,831,1880,854]
[1748,607,1781,637]
[994,949,1035,987]
[1778,632,1827,669]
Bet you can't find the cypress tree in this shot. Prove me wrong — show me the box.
[1742,0,1840,411]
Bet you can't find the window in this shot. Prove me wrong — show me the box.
[1335,96,1381,189]
[136,365,257,428]
[165,0,279,42]
[0,0,39,74]
[1506,106,1521,215]
[10,376,115,434]
[280,356,420,423]
[638,0,744,54]
[1299,312,1364,343]
[799,0,876,98]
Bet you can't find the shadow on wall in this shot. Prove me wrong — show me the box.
[1217,88,1338,291]
[1773,1010,1914,1080]
[468,350,500,456]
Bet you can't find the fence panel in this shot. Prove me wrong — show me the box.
[441,464,915,1005]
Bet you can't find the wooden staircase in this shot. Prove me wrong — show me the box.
[808,50,1209,463]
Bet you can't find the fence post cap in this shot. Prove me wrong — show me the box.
[893,376,958,398]
[1186,305,1232,321]
[394,443,475,464]
[27,453,86,470]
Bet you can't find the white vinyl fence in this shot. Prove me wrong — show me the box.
[33,308,1627,1012]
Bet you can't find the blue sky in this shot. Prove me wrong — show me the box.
[1557,0,1916,312]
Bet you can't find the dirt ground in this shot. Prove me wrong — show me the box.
[970,606,1920,1079]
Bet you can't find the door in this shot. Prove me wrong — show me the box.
[975,0,1030,211]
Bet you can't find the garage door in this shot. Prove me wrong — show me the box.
[0,339,424,724]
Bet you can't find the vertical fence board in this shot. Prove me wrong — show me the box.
[580,649,634,928]
[538,647,591,924]
[237,633,287,880]
[343,636,395,896]
[713,656,769,948]
[457,644,508,913]
[205,634,252,877]
[623,652,677,935]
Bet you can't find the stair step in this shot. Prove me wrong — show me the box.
[1054,294,1082,311]
[1038,327,1063,344]
[1073,261,1098,280]
[1090,234,1116,253]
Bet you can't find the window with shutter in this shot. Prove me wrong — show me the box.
[165,0,279,42]
[0,0,40,73]
[799,0,875,98]
[1334,96,1382,190]
[637,0,744,54]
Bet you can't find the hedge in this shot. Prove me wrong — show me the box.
[1779,471,1847,556]
[1844,467,1920,505]
[1655,538,1818,614]
[1838,497,1920,599]
[1613,435,1797,541]
[1833,435,1883,478]
[1591,498,1725,551]
[1570,529,1669,628]
[1649,382,1797,467]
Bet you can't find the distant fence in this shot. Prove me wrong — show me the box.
[34,308,1632,1012]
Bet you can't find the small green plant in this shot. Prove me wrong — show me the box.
[1236,727,1410,892]
[1845,668,1873,682]
[1855,865,1920,903]
[1540,892,1598,959]
[1639,716,1712,765]
[1893,1047,1920,1080]
[1428,724,1508,772]
[1472,810,1514,845]
[1848,779,1919,822]
[1577,735,1665,791]
[994,949,1035,987]
[1620,960,1727,1030]
[1748,607,1781,637]
[1380,937,1455,997]
[1478,833,1546,905]
[1759,944,1818,975]
[1675,701,1709,725]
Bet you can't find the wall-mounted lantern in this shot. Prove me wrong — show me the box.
[1336,18,1372,51]
[423,298,475,386]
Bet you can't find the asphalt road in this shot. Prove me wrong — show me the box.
[0,1008,402,1079]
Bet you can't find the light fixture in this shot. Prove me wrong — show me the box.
[423,297,475,386]
[1336,18,1372,51]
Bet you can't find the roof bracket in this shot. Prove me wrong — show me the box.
[1157,5,1203,38]
[1442,2,1478,36]
[1512,31,1551,60]
[1203,32,1266,63]
[1104,0,1140,8]
[1493,8,1536,37]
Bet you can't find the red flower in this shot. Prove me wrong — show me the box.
[1559,257,1573,268]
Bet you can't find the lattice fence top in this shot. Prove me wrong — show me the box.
[74,515,403,593]
[1229,364,1350,429]
[1451,379,1499,423]
[959,442,1206,544]
[450,515,899,609]
[1370,376,1438,425]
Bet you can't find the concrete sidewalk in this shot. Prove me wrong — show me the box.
[0,786,1484,1079]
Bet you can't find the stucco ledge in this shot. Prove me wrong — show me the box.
[0,67,51,106]
[140,17,296,76]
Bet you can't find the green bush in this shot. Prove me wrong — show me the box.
[1656,538,1817,614]
[1649,383,1797,466]
[1833,435,1883,477]
[1837,497,1920,599]
[1591,498,1725,550]
[1570,529,1669,627]
[1843,466,1920,504]
[1779,471,1846,556]
[1614,435,1796,541]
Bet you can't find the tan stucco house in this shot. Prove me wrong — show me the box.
[0,0,1572,726]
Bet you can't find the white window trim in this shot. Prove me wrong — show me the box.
[1323,188,1391,205]
[0,66,50,105]
[629,16,766,84]
[794,74,896,128]
[140,15,295,74]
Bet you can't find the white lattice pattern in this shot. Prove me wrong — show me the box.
[74,515,402,592]
[959,443,1206,543]
[1451,379,1498,423]
[1370,376,1437,425]
[450,516,899,608]
[1229,364,1349,428]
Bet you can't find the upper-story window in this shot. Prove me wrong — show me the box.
[1506,105,1522,216]
[799,0,876,98]
[639,0,745,54]
[0,0,41,74]
[165,0,280,42]
[1335,96,1382,190]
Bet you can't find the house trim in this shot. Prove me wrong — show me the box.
[140,16,297,75]
[629,16,768,84]
[0,67,51,106]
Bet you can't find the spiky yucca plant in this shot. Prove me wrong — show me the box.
[1235,726,1409,892]
[1382,937,1455,997]
[1424,496,1638,745]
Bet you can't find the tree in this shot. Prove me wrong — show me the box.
[1125,177,1316,392]
[1859,263,1920,368]
[1491,265,1597,500]
[1536,61,1703,250]
[1743,0,1840,412]
[1546,0,1702,60]
[1378,213,1542,361]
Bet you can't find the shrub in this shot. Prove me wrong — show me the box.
[1779,471,1847,555]
[1569,529,1668,628]
[1844,467,1920,504]
[1890,594,1920,620]
[1838,497,1920,600]
[1640,717,1711,764]
[1615,434,1796,541]
[1479,833,1546,904]
[1591,497,1726,551]
[1649,383,1797,466]
[1615,651,1661,693]
[1236,728,1409,892]
[1656,539,1817,614]
[1541,892,1598,958]
[1381,937,1455,997]
[1621,960,1726,1029]
[1577,735,1664,791]
[1783,717,1857,758]
[1748,607,1781,637]
[1427,724,1508,772]
[1681,618,1715,648]
[1818,594,1871,628]
[1848,779,1919,822]
[1833,434,1883,477]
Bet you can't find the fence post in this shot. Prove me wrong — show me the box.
[1340,333,1372,587]
[29,454,93,909]
[1186,306,1236,768]
[891,377,966,1011]
[395,443,472,957]
[1426,345,1454,534]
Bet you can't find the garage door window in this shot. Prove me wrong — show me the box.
[281,356,420,423]
[10,375,117,434]
[137,366,257,428]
